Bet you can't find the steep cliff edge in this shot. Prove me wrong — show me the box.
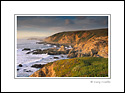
[44,28,108,58]
[30,63,56,77]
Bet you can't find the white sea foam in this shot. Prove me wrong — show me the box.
[17,39,68,77]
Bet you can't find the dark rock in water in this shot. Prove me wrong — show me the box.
[53,57,59,59]
[61,55,64,58]
[23,69,33,72]
[22,48,31,51]
[26,70,32,72]
[36,42,45,44]
[32,49,44,54]
[18,64,23,67]
[32,48,54,54]
[26,52,32,54]
[17,69,19,71]
[32,52,43,54]
[34,49,42,51]
[31,47,69,55]
[31,64,45,68]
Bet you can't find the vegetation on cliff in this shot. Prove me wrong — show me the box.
[30,57,108,77]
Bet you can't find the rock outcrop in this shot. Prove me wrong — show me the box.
[44,28,108,58]
[22,48,31,51]
[68,36,108,58]
[58,45,66,51]
[30,63,56,77]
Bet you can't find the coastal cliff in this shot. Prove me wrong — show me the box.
[30,28,109,77]
[44,28,108,58]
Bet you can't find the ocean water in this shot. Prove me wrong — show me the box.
[17,39,68,77]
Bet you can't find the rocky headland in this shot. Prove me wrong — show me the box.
[28,28,108,77]
[44,28,108,58]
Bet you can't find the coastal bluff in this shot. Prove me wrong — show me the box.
[44,28,108,58]
[29,28,109,77]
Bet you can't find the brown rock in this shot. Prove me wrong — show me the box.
[58,45,66,51]
[31,64,45,68]
[30,64,56,77]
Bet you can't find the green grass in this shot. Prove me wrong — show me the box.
[53,57,108,77]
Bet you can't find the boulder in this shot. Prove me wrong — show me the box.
[31,64,45,68]
[26,70,32,72]
[23,69,33,72]
[22,48,31,51]
[17,69,19,71]
[26,51,32,54]
[32,49,43,54]
[53,57,59,59]
[18,64,23,67]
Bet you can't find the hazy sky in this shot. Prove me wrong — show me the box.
[17,16,108,39]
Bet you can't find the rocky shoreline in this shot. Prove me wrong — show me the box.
[19,43,71,71]
[19,36,107,73]
[23,40,104,59]
[27,28,108,77]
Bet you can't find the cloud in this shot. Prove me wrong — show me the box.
[17,16,108,38]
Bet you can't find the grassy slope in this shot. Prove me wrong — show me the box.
[45,57,108,77]
[53,57,108,77]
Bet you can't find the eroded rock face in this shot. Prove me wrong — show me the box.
[58,45,66,51]
[82,36,108,58]
[30,64,56,77]
[44,28,108,58]
[67,36,108,58]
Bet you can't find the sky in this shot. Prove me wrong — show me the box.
[17,16,108,39]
